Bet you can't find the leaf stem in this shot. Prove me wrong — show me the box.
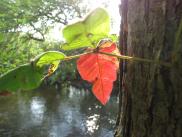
[35,51,171,67]
[64,51,93,60]
[98,51,172,67]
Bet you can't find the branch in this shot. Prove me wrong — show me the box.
[29,23,45,41]
[98,51,172,67]
[33,50,172,67]
[26,34,45,42]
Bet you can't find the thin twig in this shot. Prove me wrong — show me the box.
[34,50,172,67]
[98,51,172,67]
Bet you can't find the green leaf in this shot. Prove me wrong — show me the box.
[87,34,112,45]
[34,51,66,66]
[61,33,116,50]
[61,34,94,50]
[63,22,85,43]
[0,64,44,92]
[84,8,110,35]
[61,8,110,50]
[108,34,118,42]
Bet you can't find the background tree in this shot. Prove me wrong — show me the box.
[0,0,86,74]
[115,0,182,137]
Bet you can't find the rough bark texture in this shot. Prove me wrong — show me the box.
[115,0,182,137]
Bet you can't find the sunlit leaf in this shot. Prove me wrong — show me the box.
[61,34,94,50]
[108,34,118,42]
[62,8,110,50]
[77,41,120,105]
[0,64,44,92]
[33,51,66,77]
[87,34,118,46]
[84,8,110,35]
[62,22,85,43]
[34,51,66,66]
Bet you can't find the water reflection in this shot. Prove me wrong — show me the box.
[30,97,45,125]
[86,114,100,134]
[0,86,118,137]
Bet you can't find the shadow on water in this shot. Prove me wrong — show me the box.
[0,86,119,137]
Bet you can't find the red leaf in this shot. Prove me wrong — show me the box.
[77,41,120,105]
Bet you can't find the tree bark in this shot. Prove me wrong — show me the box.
[115,0,182,137]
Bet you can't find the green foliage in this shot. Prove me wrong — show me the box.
[0,51,66,92]
[84,8,110,35]
[0,0,86,75]
[34,51,66,66]
[61,8,112,50]
[0,0,42,31]
[63,22,85,43]
[62,34,93,50]
[0,64,44,92]
[0,7,119,93]
[0,0,84,32]
[34,51,66,75]
[0,32,45,74]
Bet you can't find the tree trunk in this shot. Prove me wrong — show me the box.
[115,0,182,137]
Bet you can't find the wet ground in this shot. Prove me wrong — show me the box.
[0,86,119,137]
